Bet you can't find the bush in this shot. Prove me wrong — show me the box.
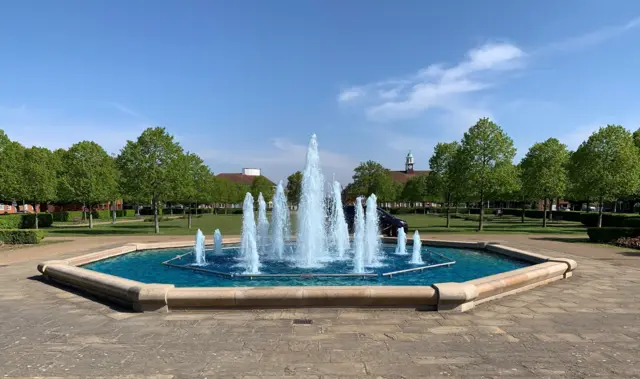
[614,236,640,249]
[0,229,45,244]
[17,213,54,229]
[139,207,163,216]
[143,216,172,222]
[586,227,640,243]
[580,213,640,227]
[0,215,23,229]
[52,211,71,222]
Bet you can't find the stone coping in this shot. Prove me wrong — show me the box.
[37,237,577,313]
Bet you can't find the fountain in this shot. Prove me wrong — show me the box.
[213,229,223,254]
[329,180,350,259]
[240,193,261,274]
[395,227,407,255]
[410,230,424,265]
[364,194,382,267]
[271,181,290,259]
[257,193,270,253]
[352,197,366,273]
[193,229,206,265]
[295,134,327,267]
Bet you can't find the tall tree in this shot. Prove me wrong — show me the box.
[351,160,395,200]
[286,171,303,208]
[428,142,461,228]
[634,128,640,150]
[401,175,427,206]
[21,147,57,229]
[0,137,25,203]
[117,127,184,233]
[458,118,517,231]
[61,142,119,228]
[250,176,275,202]
[569,125,640,227]
[175,152,212,228]
[520,138,569,227]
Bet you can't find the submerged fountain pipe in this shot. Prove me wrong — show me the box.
[395,227,408,255]
[329,180,350,259]
[364,194,382,267]
[271,181,290,259]
[213,229,223,254]
[296,134,327,268]
[240,193,261,274]
[352,197,366,273]
[410,230,424,265]
[257,193,270,254]
[194,229,206,265]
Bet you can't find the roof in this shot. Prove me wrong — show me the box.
[216,173,275,186]
[389,170,430,184]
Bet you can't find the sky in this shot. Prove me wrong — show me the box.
[2,0,640,185]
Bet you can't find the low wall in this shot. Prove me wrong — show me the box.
[37,237,577,313]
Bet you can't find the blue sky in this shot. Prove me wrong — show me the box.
[2,0,640,184]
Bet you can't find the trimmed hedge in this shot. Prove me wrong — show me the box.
[586,227,640,243]
[0,214,53,229]
[579,213,640,227]
[0,229,45,244]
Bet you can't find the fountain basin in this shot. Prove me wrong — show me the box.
[37,237,576,313]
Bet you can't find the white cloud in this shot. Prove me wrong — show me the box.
[109,102,144,119]
[339,42,524,123]
[197,136,359,185]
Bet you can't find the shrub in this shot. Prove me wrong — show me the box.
[614,236,640,249]
[0,229,45,244]
[18,213,54,229]
[580,213,640,227]
[52,211,71,222]
[0,215,23,229]
[143,216,172,222]
[139,207,163,216]
[586,227,640,243]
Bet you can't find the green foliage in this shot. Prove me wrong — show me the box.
[634,128,640,150]
[401,175,427,201]
[19,213,54,228]
[286,171,303,206]
[427,142,463,205]
[457,118,517,230]
[250,176,274,201]
[0,140,25,201]
[351,160,396,201]
[0,229,45,244]
[570,125,640,226]
[521,138,569,201]
[579,213,640,227]
[117,127,184,233]
[174,152,213,206]
[0,215,22,229]
[587,227,640,243]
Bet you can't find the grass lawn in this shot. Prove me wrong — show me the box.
[45,213,587,237]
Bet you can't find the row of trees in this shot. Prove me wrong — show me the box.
[345,119,640,229]
[0,128,274,231]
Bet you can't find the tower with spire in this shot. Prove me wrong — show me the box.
[405,150,414,173]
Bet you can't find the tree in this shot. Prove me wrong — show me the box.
[351,160,396,200]
[61,142,119,228]
[250,176,274,203]
[569,125,640,227]
[520,138,569,227]
[175,152,212,228]
[117,127,184,233]
[457,118,517,231]
[21,147,57,229]
[0,137,25,202]
[634,128,640,150]
[401,175,427,206]
[286,171,303,208]
[428,142,461,228]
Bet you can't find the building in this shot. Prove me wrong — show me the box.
[216,168,276,208]
[388,151,430,184]
[217,168,275,187]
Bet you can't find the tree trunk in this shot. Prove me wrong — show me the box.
[479,192,485,231]
[153,199,160,234]
[224,205,228,215]
[188,204,193,229]
[82,202,86,221]
[446,194,451,228]
[614,199,618,213]
[521,202,525,223]
[586,198,590,213]
[111,200,116,224]
[135,203,140,216]
[89,206,94,229]
[170,204,173,215]
[598,195,604,228]
[34,202,39,230]
[195,203,198,216]
[548,198,553,223]
[542,198,548,228]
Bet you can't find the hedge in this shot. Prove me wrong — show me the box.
[586,227,640,243]
[579,213,640,227]
[0,229,45,244]
[0,214,53,229]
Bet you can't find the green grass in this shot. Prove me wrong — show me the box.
[45,213,587,237]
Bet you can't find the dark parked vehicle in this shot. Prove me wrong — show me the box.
[343,205,408,237]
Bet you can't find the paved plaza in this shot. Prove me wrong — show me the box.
[1,234,639,378]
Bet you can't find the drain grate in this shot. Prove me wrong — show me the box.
[293,319,313,325]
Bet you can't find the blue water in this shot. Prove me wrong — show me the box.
[83,244,530,287]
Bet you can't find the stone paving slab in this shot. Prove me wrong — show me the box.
[1,234,640,378]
